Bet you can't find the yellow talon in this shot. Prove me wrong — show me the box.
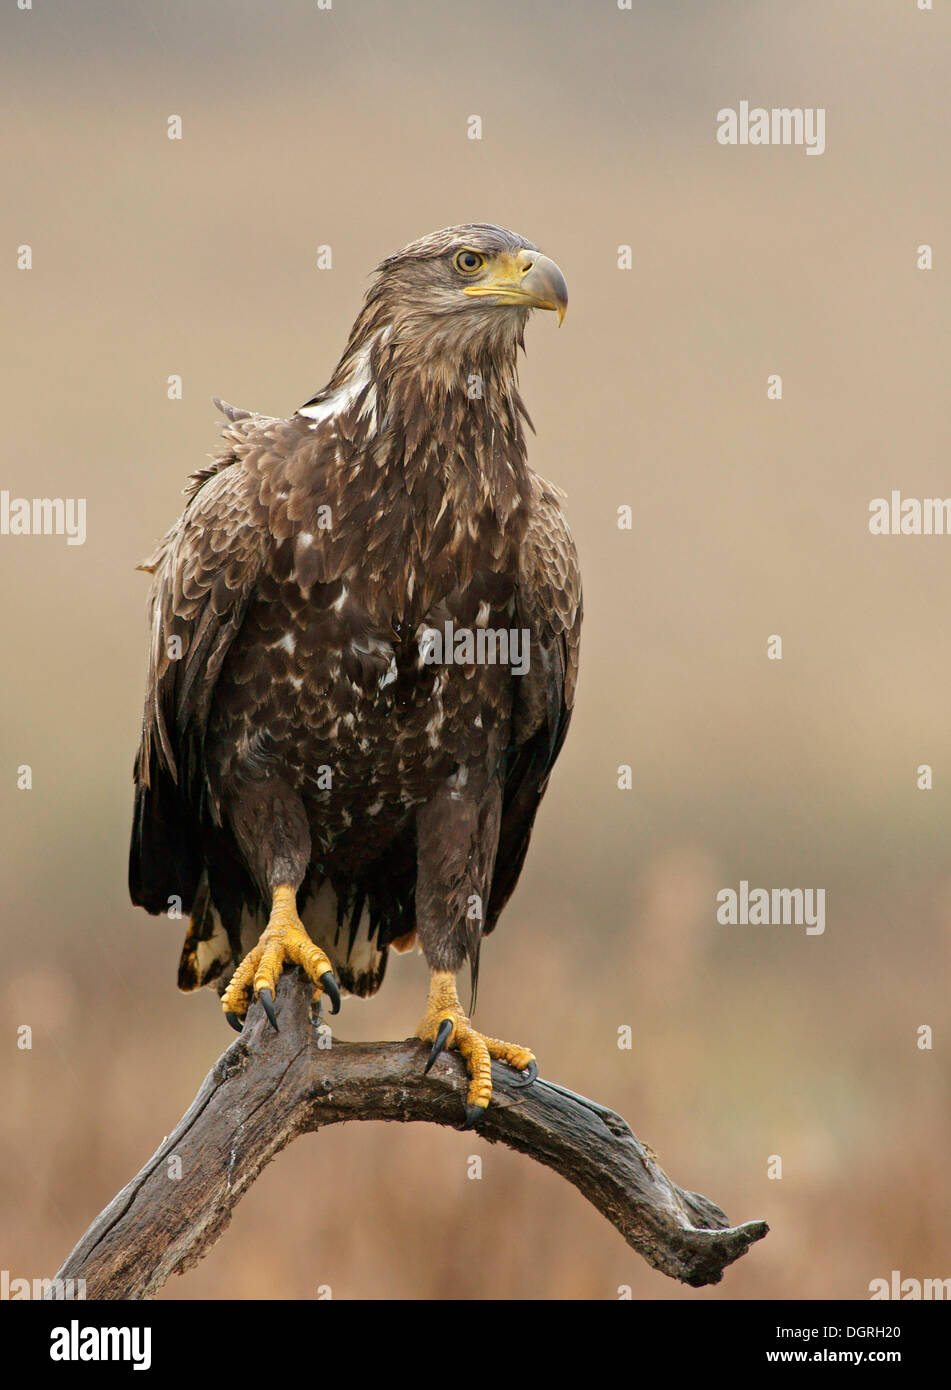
[416,970,536,1121]
[221,884,338,1025]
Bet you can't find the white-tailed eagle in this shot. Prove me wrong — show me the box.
[129,224,581,1125]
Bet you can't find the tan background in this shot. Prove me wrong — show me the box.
[2,0,949,1299]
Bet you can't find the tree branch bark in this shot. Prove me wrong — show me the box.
[55,971,768,1297]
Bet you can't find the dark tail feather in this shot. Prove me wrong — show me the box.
[129,769,201,917]
[467,937,481,1017]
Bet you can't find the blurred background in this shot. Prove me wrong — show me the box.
[2,0,949,1300]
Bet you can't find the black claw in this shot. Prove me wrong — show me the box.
[424,1017,454,1074]
[319,970,341,1016]
[462,1104,487,1130]
[258,987,279,1032]
[225,1011,244,1034]
[510,1059,538,1088]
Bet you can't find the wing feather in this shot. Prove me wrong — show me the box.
[129,407,277,912]
[487,473,582,930]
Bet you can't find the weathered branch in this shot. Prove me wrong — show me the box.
[56,972,767,1297]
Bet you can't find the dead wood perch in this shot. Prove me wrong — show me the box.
[56,971,767,1297]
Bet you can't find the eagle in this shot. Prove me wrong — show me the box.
[129,224,581,1125]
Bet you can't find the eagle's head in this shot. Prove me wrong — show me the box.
[304,224,567,427]
[377,223,566,328]
[335,224,567,379]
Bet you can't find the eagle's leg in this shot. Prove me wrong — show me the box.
[414,774,537,1125]
[220,884,340,1031]
[416,970,537,1128]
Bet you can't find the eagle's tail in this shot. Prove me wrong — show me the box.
[300,881,390,999]
[129,768,202,917]
[177,873,236,992]
[177,874,416,1004]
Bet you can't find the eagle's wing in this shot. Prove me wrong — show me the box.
[486,473,582,930]
[129,404,278,917]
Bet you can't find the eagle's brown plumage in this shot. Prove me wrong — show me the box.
[129,224,580,1116]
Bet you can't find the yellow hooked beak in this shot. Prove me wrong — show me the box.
[462,249,568,324]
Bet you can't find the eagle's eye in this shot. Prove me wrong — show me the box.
[454,250,485,275]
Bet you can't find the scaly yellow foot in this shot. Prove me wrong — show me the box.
[220,884,340,1032]
[416,970,537,1127]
